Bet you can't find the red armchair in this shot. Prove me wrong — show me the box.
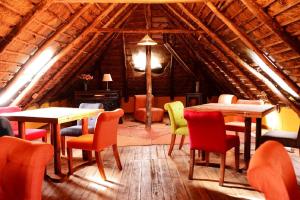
[67,109,124,180]
[134,95,164,123]
[0,136,53,200]
[247,141,300,200]
[0,106,47,142]
[184,110,240,186]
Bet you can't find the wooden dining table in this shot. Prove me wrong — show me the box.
[1,107,103,176]
[185,103,275,168]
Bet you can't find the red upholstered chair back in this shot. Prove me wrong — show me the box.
[93,109,124,150]
[0,136,53,200]
[247,141,300,200]
[134,95,154,111]
[0,106,21,131]
[184,110,227,153]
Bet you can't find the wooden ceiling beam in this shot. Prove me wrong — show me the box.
[175,3,299,112]
[164,4,262,99]
[96,28,203,34]
[55,0,204,3]
[14,4,119,105]
[240,0,300,55]
[205,0,300,97]
[0,0,51,53]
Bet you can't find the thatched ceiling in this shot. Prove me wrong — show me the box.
[0,0,299,113]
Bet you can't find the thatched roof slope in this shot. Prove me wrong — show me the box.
[0,0,299,113]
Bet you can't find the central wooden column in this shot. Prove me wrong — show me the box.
[145,45,152,129]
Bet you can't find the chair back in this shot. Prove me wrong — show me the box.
[218,94,237,104]
[164,101,186,133]
[134,95,154,111]
[247,141,300,200]
[0,136,53,200]
[0,106,21,131]
[77,103,103,127]
[93,109,124,150]
[0,117,13,137]
[184,110,227,153]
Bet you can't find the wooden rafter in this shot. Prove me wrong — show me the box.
[95,28,203,34]
[173,3,299,112]
[13,4,119,105]
[0,0,52,53]
[163,4,262,98]
[240,0,300,55]
[205,1,300,97]
[55,0,204,3]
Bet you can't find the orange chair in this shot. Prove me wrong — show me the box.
[225,99,264,135]
[0,136,53,200]
[134,95,164,123]
[247,141,300,200]
[67,109,124,180]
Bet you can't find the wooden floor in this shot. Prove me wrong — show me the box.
[42,116,300,200]
[42,142,300,200]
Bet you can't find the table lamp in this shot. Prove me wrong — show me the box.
[102,73,112,91]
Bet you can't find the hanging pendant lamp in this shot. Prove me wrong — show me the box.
[137,34,157,46]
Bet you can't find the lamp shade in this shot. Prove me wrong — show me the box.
[102,74,112,82]
[137,34,157,46]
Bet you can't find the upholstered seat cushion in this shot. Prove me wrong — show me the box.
[174,126,189,135]
[61,125,94,136]
[13,129,47,140]
[263,130,297,139]
[135,108,164,122]
[67,134,94,151]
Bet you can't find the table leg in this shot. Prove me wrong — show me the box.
[244,117,252,169]
[255,118,262,149]
[18,121,26,139]
[51,122,62,175]
[81,118,92,161]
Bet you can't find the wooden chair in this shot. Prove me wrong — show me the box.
[247,141,300,200]
[184,110,240,186]
[164,101,188,156]
[67,109,124,180]
[60,103,103,155]
[0,136,53,200]
[134,95,164,123]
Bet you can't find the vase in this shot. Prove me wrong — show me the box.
[83,81,88,91]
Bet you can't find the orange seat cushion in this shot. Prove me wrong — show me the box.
[67,134,94,151]
[134,108,164,122]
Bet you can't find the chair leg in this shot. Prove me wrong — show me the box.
[235,146,240,172]
[61,136,65,156]
[112,144,122,170]
[205,152,210,166]
[95,151,107,180]
[179,135,185,150]
[189,149,195,180]
[219,153,226,186]
[168,134,176,156]
[67,148,73,175]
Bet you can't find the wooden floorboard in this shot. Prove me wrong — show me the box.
[42,143,281,200]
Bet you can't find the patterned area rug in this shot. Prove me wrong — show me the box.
[117,114,190,146]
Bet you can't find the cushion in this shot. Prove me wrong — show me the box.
[61,125,95,136]
[67,134,94,150]
[174,126,189,135]
[263,130,297,139]
[13,129,47,140]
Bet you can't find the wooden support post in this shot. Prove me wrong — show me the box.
[170,55,175,101]
[145,45,152,129]
[122,34,129,102]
